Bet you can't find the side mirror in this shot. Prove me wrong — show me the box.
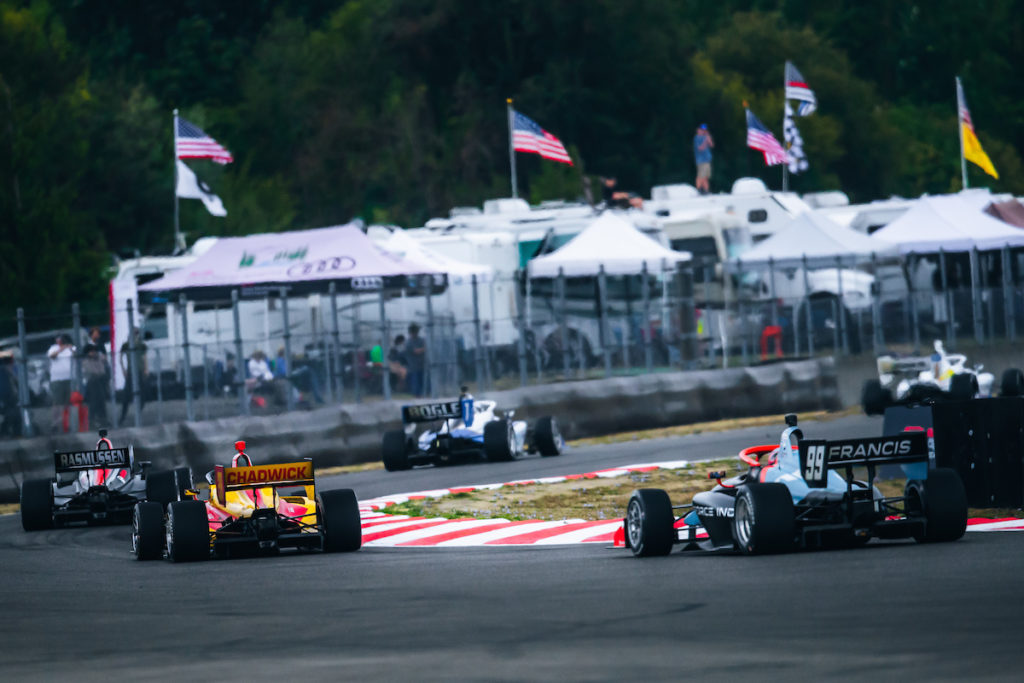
[784,413,798,427]
[707,470,727,480]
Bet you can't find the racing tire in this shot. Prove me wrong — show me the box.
[484,420,515,462]
[625,489,675,557]
[318,488,362,553]
[20,478,54,531]
[165,500,210,562]
[382,430,411,472]
[732,483,796,555]
[533,416,563,457]
[132,501,165,560]
[948,373,978,401]
[1000,368,1024,397]
[906,468,967,543]
[861,379,891,416]
[172,467,193,499]
[146,469,180,509]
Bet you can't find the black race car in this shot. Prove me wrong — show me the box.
[20,430,191,531]
[625,414,968,557]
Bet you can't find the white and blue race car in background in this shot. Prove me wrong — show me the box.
[381,391,563,471]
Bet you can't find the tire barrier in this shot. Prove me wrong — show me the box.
[0,357,839,502]
[883,398,1024,508]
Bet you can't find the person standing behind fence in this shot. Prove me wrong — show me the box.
[405,324,426,397]
[0,351,20,437]
[693,124,714,194]
[82,343,110,428]
[47,334,75,433]
[118,328,148,422]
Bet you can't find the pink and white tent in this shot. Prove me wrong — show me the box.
[139,223,443,301]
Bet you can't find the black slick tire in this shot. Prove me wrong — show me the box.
[484,420,515,462]
[906,468,967,543]
[1000,368,1024,397]
[165,500,209,562]
[533,416,563,456]
[382,430,411,471]
[861,379,891,416]
[132,501,165,560]
[318,488,362,552]
[146,469,180,508]
[172,467,193,499]
[949,373,978,401]
[20,478,54,531]
[625,489,675,557]
[732,483,795,555]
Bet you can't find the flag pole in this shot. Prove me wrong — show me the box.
[173,108,181,253]
[507,98,518,199]
[781,62,789,193]
[956,77,968,190]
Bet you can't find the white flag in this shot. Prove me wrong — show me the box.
[176,160,227,216]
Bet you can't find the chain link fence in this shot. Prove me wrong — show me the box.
[3,246,1022,439]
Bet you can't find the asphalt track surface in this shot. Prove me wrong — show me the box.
[2,413,1023,681]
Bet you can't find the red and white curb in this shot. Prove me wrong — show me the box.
[357,461,1024,547]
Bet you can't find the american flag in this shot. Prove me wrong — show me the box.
[512,111,573,165]
[176,116,234,164]
[785,61,817,116]
[746,108,787,166]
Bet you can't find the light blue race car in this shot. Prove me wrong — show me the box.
[381,389,562,471]
[625,414,968,557]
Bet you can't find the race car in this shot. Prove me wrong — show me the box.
[624,414,968,557]
[131,441,361,561]
[20,429,190,531]
[861,339,1021,414]
[380,390,562,471]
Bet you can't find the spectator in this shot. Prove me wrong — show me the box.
[81,343,110,429]
[693,124,714,194]
[118,328,148,423]
[214,352,238,395]
[246,350,274,406]
[0,351,20,437]
[388,334,408,392]
[48,334,75,432]
[600,176,643,209]
[405,323,427,397]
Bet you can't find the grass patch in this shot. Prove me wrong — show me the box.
[377,464,1023,523]
[569,407,859,447]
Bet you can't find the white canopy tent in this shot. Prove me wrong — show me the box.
[368,226,494,285]
[527,212,690,278]
[871,194,1024,253]
[727,210,898,270]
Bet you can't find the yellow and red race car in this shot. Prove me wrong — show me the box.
[131,441,361,562]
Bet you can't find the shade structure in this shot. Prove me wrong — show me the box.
[727,210,898,270]
[139,222,444,301]
[369,227,494,285]
[527,212,690,278]
[985,199,1024,228]
[871,195,1024,254]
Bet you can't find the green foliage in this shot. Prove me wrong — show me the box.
[3,0,1023,323]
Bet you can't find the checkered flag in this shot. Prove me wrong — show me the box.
[784,103,808,174]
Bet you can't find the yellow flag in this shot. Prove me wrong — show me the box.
[962,122,999,179]
[957,78,999,179]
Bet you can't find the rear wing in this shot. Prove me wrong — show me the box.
[214,459,314,502]
[402,400,462,423]
[798,432,928,487]
[54,447,131,473]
